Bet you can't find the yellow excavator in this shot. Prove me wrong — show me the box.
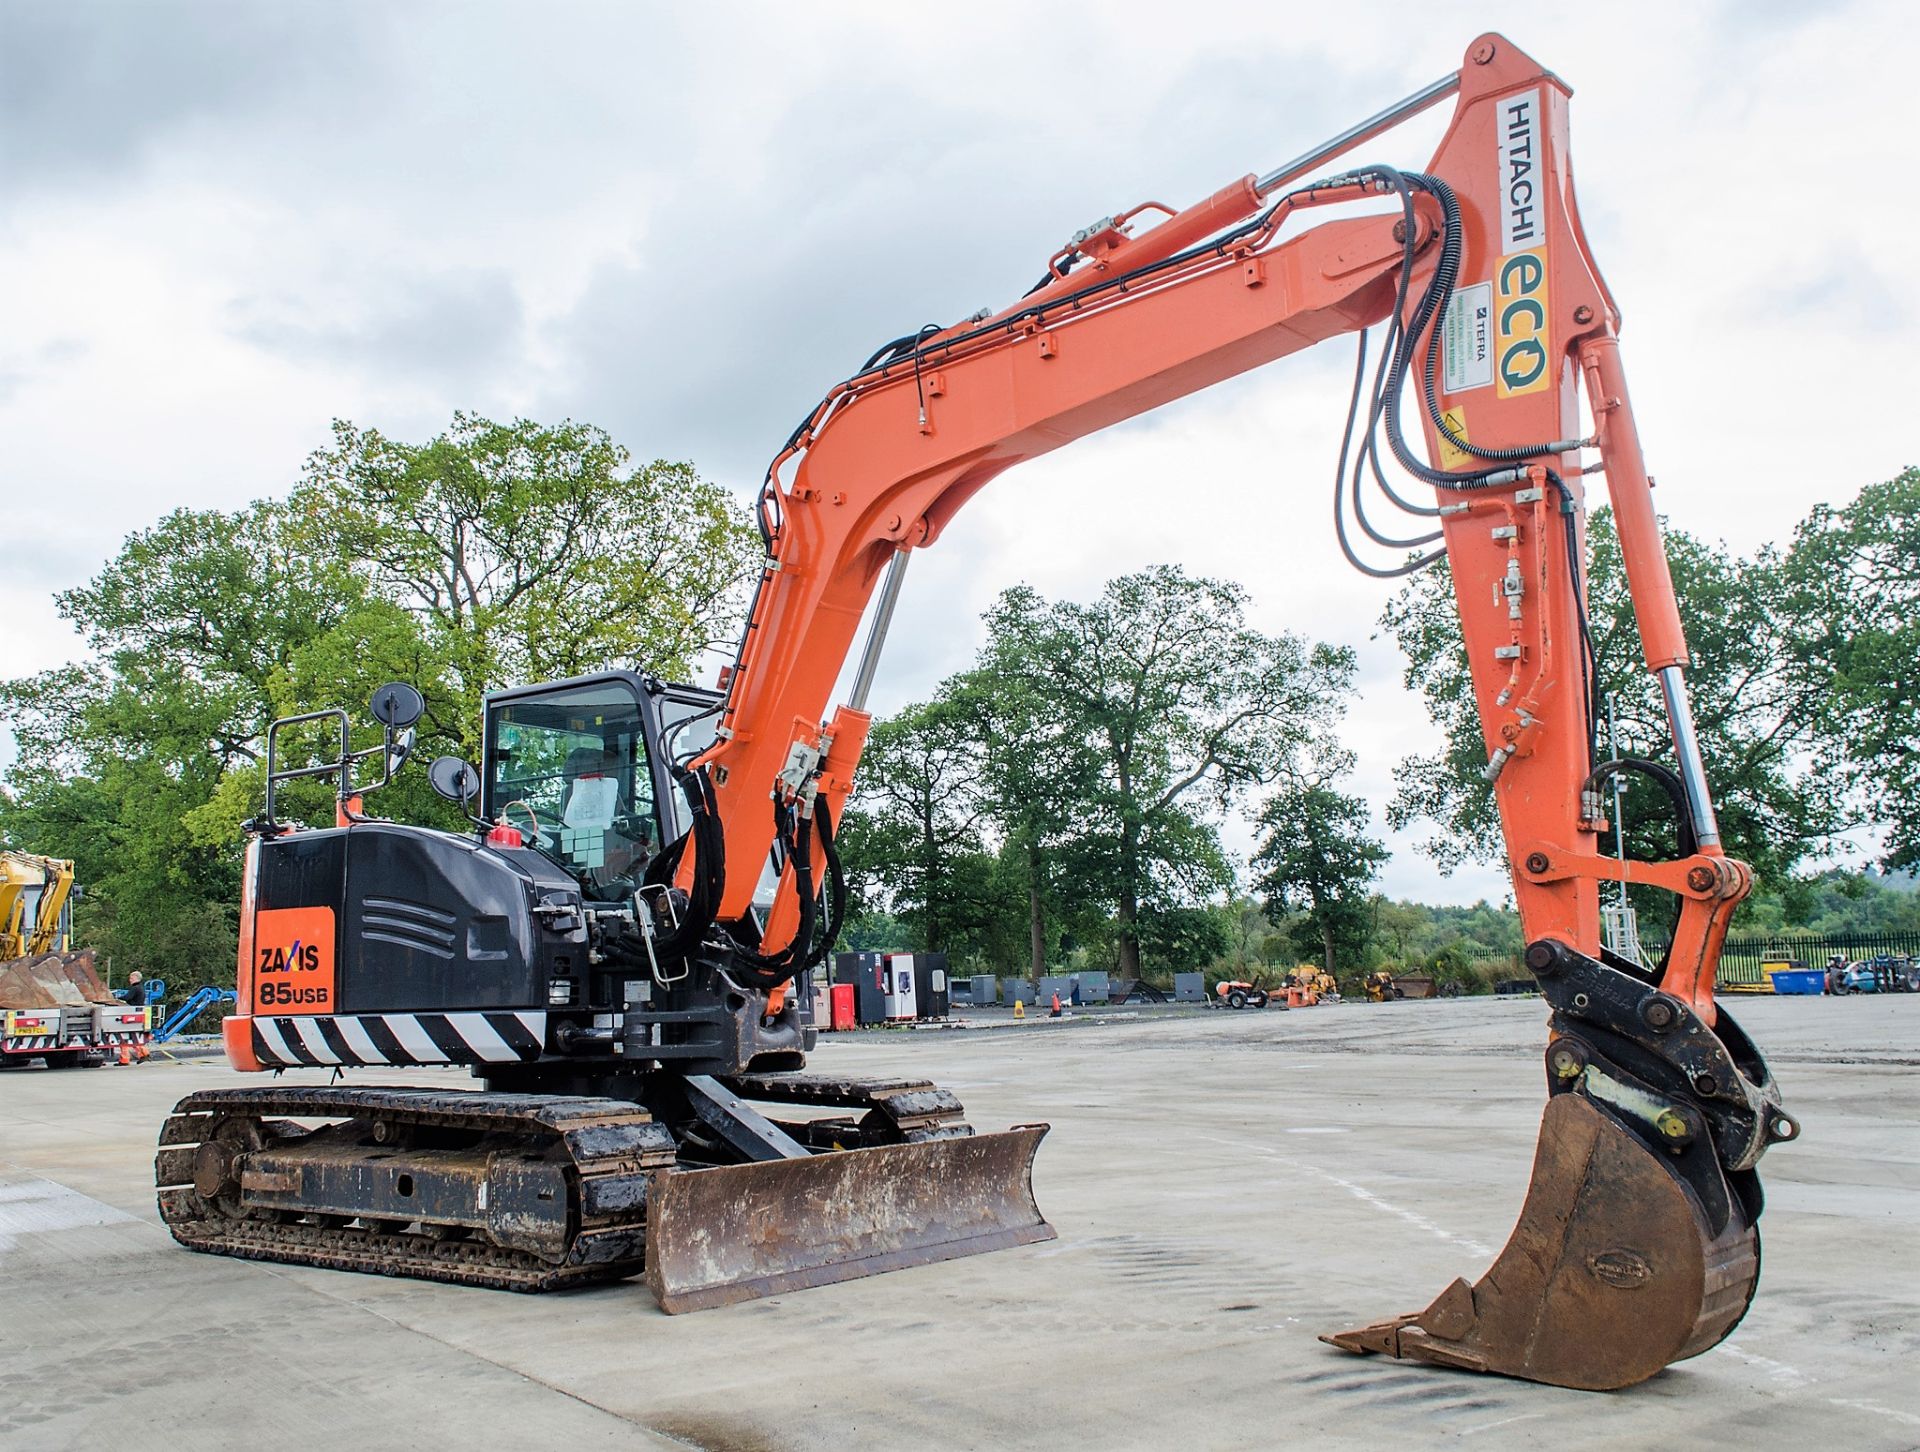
[1,849,75,960]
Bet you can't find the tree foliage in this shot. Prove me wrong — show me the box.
[838,567,1355,978]
[974,566,1353,976]
[0,504,367,993]
[1253,750,1387,975]
[293,414,756,750]
[0,416,754,996]
[835,698,1009,961]
[1789,467,1920,867]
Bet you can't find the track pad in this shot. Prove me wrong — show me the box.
[645,1125,1053,1313]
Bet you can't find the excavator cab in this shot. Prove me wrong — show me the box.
[480,673,697,900]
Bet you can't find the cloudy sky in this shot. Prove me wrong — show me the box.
[4,0,1915,903]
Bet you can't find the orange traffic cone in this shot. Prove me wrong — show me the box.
[1049,992,1062,1018]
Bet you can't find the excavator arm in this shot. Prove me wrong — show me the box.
[1,850,76,959]
[680,32,1794,1389]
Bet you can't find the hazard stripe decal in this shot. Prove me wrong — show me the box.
[256,1017,300,1065]
[314,1017,358,1063]
[333,1016,382,1063]
[443,1012,515,1062]
[484,1012,543,1058]
[415,1014,474,1063]
[385,1014,449,1063]
[246,1013,549,1068]
[290,1018,340,1065]
[359,1015,412,1065]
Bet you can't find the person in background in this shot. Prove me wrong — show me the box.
[123,970,148,1007]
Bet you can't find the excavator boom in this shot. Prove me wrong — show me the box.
[677,31,1792,1387]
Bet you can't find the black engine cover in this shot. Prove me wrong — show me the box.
[254,823,586,1014]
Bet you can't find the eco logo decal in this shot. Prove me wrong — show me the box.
[1495,249,1549,398]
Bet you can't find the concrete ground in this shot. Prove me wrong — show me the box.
[2,995,1916,1451]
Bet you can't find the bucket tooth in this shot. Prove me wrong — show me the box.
[645,1125,1052,1313]
[1322,1093,1759,1391]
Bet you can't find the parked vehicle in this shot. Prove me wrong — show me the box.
[2,853,152,1067]
[1839,955,1918,994]
[1824,953,1851,995]
[1214,979,1271,1010]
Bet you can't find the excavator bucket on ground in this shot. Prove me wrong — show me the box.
[1324,941,1795,1391]
[646,1125,1053,1312]
[1323,1095,1757,1390]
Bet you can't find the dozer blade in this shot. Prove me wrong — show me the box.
[645,1124,1053,1313]
[1322,1093,1758,1391]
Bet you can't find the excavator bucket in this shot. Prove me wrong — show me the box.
[1322,1093,1759,1391]
[645,1125,1053,1313]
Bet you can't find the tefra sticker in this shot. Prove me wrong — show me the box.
[1442,281,1493,393]
[254,906,337,1014]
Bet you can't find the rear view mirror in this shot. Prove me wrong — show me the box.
[370,682,426,731]
[389,726,417,775]
[428,755,480,803]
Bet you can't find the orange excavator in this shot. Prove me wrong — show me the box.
[158,32,1792,1391]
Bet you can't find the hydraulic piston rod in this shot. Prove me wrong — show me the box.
[1256,71,1460,196]
[1658,665,1722,849]
[846,548,910,714]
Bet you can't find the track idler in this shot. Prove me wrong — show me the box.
[1324,941,1797,1390]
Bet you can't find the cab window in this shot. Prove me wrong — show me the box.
[488,682,659,891]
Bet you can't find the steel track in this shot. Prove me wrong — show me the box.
[156,1077,977,1292]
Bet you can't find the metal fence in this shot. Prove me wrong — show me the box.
[1642,930,1920,987]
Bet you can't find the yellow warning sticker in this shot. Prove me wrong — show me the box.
[1437,407,1472,470]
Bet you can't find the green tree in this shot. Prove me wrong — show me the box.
[1136,903,1233,978]
[1372,897,1429,964]
[836,699,1010,961]
[1253,751,1388,976]
[978,566,1353,978]
[292,414,757,750]
[1226,895,1274,974]
[1,418,756,996]
[940,668,1102,979]
[1788,467,1920,867]
[0,504,384,994]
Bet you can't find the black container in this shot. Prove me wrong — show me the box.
[911,952,950,1020]
[833,951,887,1025]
